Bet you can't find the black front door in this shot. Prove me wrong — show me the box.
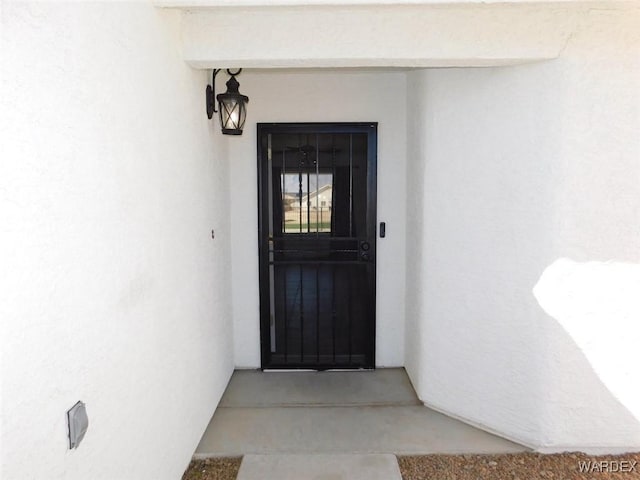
[258,123,377,370]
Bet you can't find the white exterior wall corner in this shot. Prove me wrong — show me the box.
[230,70,407,368]
[404,71,430,399]
[1,3,234,479]
[405,7,640,452]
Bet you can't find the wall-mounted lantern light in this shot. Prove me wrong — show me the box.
[206,69,249,135]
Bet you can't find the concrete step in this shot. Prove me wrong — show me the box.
[219,368,421,408]
[194,405,527,457]
[236,454,402,480]
[194,369,528,458]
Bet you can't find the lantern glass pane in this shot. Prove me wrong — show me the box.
[219,98,247,133]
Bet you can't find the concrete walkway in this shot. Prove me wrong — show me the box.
[237,454,402,480]
[194,368,526,458]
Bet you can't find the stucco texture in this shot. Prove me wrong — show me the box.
[2,3,640,479]
[405,6,640,453]
[228,70,407,369]
[1,3,234,479]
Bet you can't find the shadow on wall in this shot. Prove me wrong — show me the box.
[404,54,640,452]
[533,258,640,452]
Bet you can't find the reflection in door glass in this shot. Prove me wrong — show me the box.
[282,173,333,233]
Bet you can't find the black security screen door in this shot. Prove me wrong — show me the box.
[258,123,377,369]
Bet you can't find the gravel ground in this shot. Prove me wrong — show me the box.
[398,452,640,480]
[182,453,640,480]
[182,457,241,480]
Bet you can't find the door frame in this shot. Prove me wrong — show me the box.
[257,122,378,369]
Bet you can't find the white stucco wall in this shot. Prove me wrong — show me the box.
[405,7,640,452]
[1,3,234,479]
[230,70,407,368]
[2,1,638,474]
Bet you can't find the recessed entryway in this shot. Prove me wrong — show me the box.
[257,123,378,370]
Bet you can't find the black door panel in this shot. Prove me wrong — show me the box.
[258,123,377,369]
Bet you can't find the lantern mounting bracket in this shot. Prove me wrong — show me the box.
[206,68,221,119]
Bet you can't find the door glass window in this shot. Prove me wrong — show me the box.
[282,173,333,233]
